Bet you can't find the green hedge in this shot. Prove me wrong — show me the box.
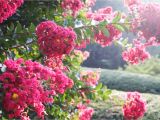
[84,67,160,93]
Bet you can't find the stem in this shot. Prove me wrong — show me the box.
[74,22,131,30]
[0,40,36,52]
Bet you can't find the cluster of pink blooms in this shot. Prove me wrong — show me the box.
[86,7,114,22]
[73,50,90,61]
[122,92,146,120]
[80,70,100,87]
[0,58,73,119]
[36,21,76,57]
[85,0,96,7]
[123,0,141,8]
[44,56,66,71]
[94,24,122,47]
[137,3,160,43]
[0,0,24,23]
[127,1,160,45]
[122,39,150,64]
[77,103,94,120]
[75,39,90,49]
[61,0,84,16]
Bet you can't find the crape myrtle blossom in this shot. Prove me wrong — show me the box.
[73,50,90,61]
[128,2,160,44]
[0,58,73,120]
[86,7,114,22]
[122,92,146,120]
[61,0,84,16]
[122,39,150,64]
[123,0,141,8]
[36,21,76,57]
[44,56,66,71]
[80,70,100,87]
[77,103,94,120]
[94,24,122,47]
[0,0,24,23]
[61,0,96,17]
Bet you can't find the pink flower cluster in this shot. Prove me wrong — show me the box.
[77,103,94,120]
[61,0,84,16]
[86,7,113,22]
[128,2,160,45]
[0,59,73,119]
[44,56,65,70]
[122,92,146,120]
[75,39,90,49]
[0,0,24,23]
[36,21,76,57]
[122,40,150,64]
[138,3,160,42]
[123,0,141,7]
[85,0,96,7]
[94,24,122,47]
[73,50,90,61]
[80,70,100,87]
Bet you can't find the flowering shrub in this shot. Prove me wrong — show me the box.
[0,0,24,23]
[0,0,160,120]
[0,58,73,119]
[122,92,146,120]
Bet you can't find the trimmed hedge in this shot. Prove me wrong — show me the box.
[84,67,160,93]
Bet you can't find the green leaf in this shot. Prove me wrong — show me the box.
[102,27,110,37]
[95,83,102,90]
[15,21,23,33]
[112,12,121,23]
[114,24,125,32]
[99,20,108,27]
[29,23,36,33]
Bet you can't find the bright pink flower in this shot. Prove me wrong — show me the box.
[80,70,100,87]
[36,21,76,57]
[61,0,84,16]
[123,0,141,7]
[129,3,160,45]
[0,0,24,23]
[0,59,73,119]
[122,92,146,120]
[44,56,65,70]
[122,40,150,64]
[73,50,90,61]
[77,103,94,120]
[94,24,122,47]
[86,7,114,22]
[75,39,90,49]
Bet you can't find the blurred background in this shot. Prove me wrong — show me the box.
[83,0,160,69]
